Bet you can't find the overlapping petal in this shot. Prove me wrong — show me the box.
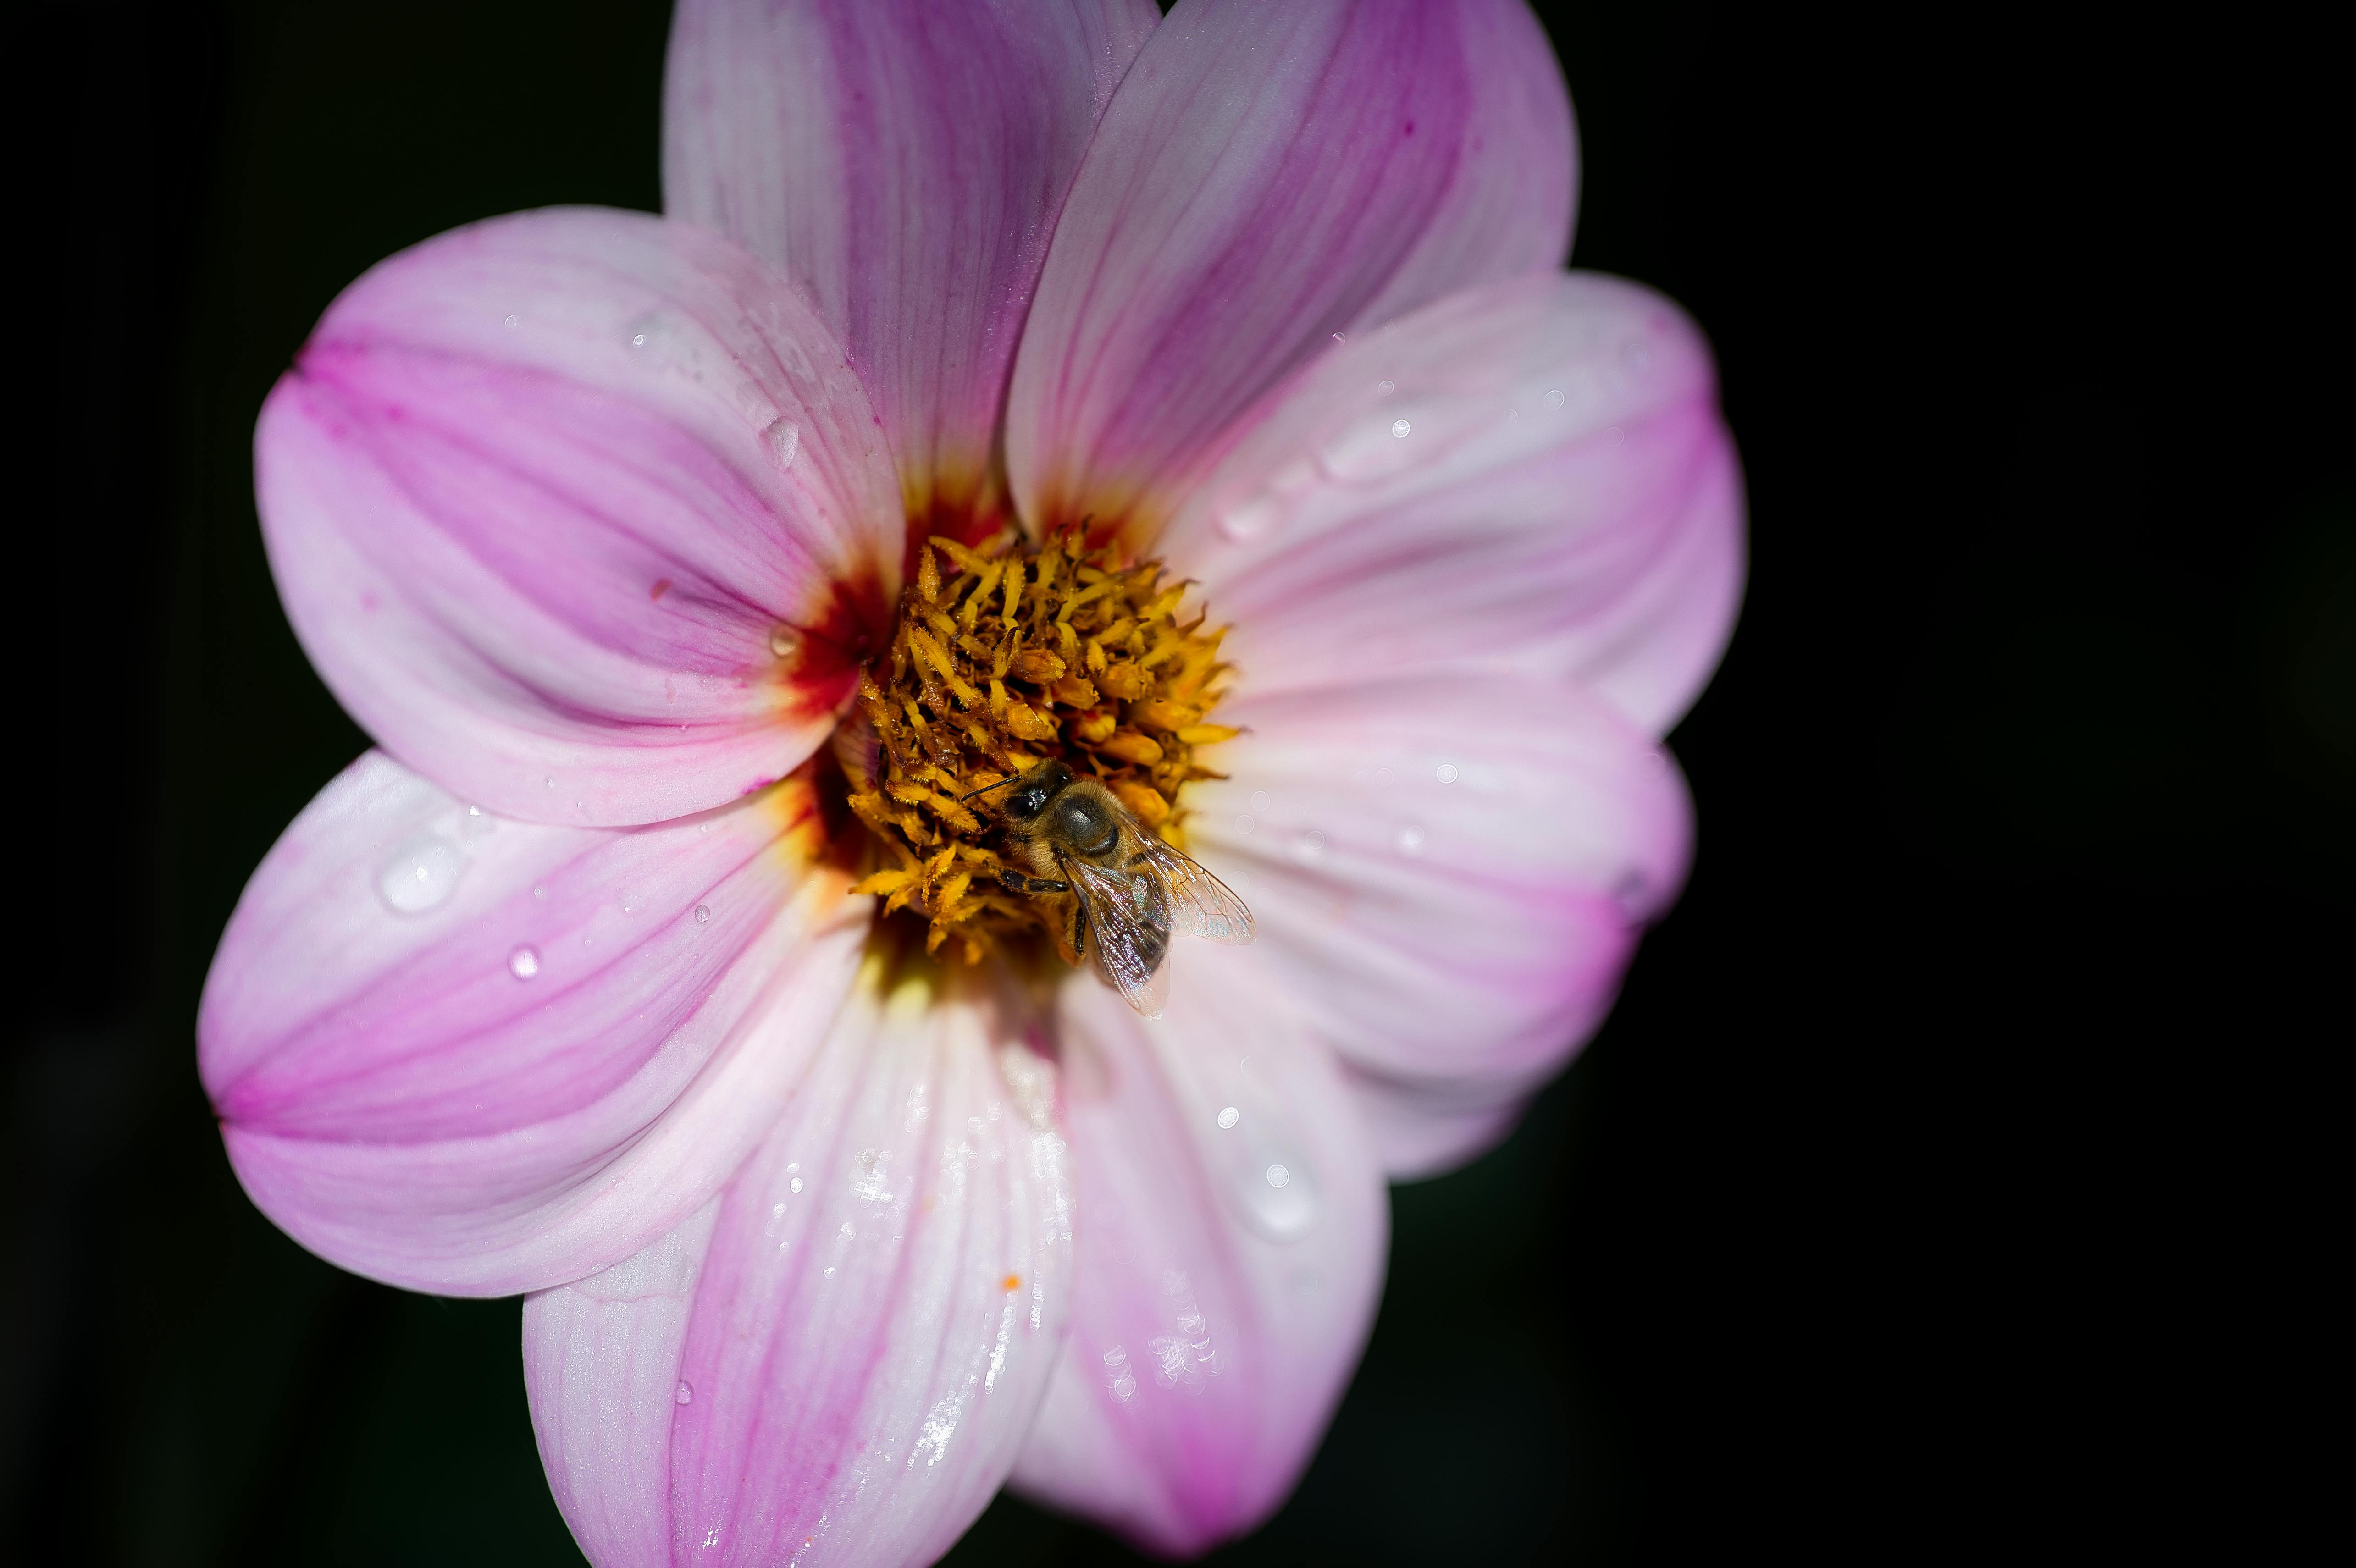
[199,751,867,1294]
[1008,0,1576,541]
[1181,676,1692,1177]
[1165,269,1745,739]
[664,0,1160,526]
[524,972,1072,1568]
[1009,948,1386,1554]
[257,206,902,828]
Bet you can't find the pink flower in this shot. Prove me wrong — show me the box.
[199,1,1742,1562]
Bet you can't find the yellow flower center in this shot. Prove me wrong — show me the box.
[834,525,1236,966]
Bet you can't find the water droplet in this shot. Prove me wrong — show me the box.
[694,904,712,924]
[675,1380,693,1405]
[1375,767,1393,785]
[1250,790,1272,812]
[1217,1106,1240,1130]
[1291,829,1326,862]
[544,776,557,790]
[1607,424,1626,444]
[1390,418,1410,438]
[508,945,541,980]
[376,835,464,914]
[1543,388,1565,410]
[1234,813,1256,835]
[769,625,802,659]
[1331,331,1346,344]
[787,1162,799,1173]
[1435,763,1460,784]
[1621,340,1652,371]
[631,332,647,347]
[1217,495,1281,541]
[763,419,799,469]
[532,885,548,900]
[789,1176,803,1194]
[1397,824,1426,855]
[1265,1164,1290,1189]
[1377,378,1394,395]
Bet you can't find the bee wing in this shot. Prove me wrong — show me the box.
[1132,833,1256,945]
[1066,854,1172,1019]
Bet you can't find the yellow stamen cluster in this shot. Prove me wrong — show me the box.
[839,527,1236,964]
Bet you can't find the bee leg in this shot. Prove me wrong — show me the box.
[997,868,1071,896]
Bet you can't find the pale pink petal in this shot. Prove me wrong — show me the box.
[199,751,867,1295]
[664,0,1160,524]
[1007,0,1575,540]
[1009,947,1387,1554]
[523,982,1072,1568]
[257,206,902,828]
[1179,675,1692,1175]
[1166,270,1745,739]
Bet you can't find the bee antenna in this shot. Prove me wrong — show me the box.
[958,776,1022,804]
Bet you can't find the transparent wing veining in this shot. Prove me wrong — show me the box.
[1067,854,1172,1019]
[1132,834,1256,945]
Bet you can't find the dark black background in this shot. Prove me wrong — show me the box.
[7,2,2345,1562]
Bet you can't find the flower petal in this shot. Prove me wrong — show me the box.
[199,751,867,1295]
[523,976,1072,1568]
[257,206,901,827]
[1168,269,1745,738]
[1009,947,1386,1554]
[1007,0,1576,540]
[664,0,1161,524]
[1180,674,1692,1175]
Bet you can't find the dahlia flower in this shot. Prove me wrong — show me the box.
[198,0,1742,1561]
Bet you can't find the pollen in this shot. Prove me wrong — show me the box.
[838,525,1233,965]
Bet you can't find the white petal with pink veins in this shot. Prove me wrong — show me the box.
[199,751,867,1295]
[1163,269,1744,740]
[1009,0,1575,541]
[1181,674,1692,1176]
[665,0,1159,516]
[257,207,902,827]
[1009,947,1386,1555]
[525,974,1073,1568]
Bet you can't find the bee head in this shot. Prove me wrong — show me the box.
[998,760,1073,822]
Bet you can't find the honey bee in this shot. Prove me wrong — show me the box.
[976,760,1254,1017]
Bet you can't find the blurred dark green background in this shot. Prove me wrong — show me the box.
[7,2,2346,1562]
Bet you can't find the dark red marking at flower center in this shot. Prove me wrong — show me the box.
[776,569,890,722]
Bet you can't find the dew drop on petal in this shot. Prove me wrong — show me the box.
[1266,1164,1290,1189]
[675,1381,692,1406]
[1250,790,1272,812]
[1622,339,1652,372]
[1390,419,1410,438]
[631,332,647,347]
[1217,1106,1240,1130]
[532,885,547,900]
[508,945,541,980]
[1436,763,1460,784]
[763,419,800,469]
[1377,379,1394,395]
[1292,829,1327,862]
[1543,388,1566,410]
[1397,824,1426,855]
[376,836,464,914]
[503,314,519,328]
[789,1176,803,1194]
[694,904,712,924]
[1234,813,1256,835]
[545,776,557,790]
[769,625,802,659]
